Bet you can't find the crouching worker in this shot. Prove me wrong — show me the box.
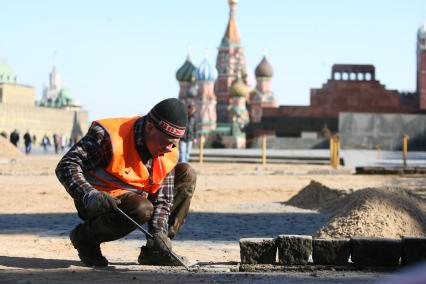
[55,98,196,267]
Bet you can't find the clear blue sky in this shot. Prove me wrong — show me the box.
[1,0,425,120]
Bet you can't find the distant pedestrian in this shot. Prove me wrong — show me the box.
[41,134,51,152]
[10,129,20,147]
[60,135,67,152]
[32,134,37,145]
[179,104,196,163]
[24,130,32,154]
[321,124,331,139]
[53,133,60,154]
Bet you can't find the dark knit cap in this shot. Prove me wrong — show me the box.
[147,98,188,138]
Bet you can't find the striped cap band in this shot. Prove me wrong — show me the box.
[147,109,186,138]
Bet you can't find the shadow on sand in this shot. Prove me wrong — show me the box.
[0,211,329,241]
[0,255,83,269]
[0,255,383,284]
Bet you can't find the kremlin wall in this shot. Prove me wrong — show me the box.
[0,62,88,144]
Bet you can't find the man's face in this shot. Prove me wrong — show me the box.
[188,105,196,115]
[145,121,180,157]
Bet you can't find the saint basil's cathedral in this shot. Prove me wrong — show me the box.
[176,0,276,148]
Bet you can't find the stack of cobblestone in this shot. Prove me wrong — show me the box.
[240,235,426,268]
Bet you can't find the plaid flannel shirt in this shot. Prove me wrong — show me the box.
[55,116,173,234]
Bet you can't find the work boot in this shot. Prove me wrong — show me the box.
[137,245,188,266]
[69,224,108,267]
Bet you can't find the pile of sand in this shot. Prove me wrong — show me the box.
[315,187,426,239]
[286,180,351,213]
[288,180,426,238]
[0,136,23,158]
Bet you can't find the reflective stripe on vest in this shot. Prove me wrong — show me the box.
[87,168,149,198]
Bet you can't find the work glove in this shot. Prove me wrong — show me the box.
[152,231,173,256]
[83,190,121,214]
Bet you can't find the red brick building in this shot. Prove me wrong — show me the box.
[248,23,426,139]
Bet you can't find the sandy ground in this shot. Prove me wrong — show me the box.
[0,155,425,283]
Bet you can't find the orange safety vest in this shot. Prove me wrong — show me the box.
[86,116,178,197]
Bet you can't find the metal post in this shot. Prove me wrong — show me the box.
[329,136,334,167]
[402,134,409,166]
[334,135,340,169]
[376,144,381,159]
[262,134,267,165]
[199,135,205,164]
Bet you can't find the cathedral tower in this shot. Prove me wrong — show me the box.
[215,0,247,122]
[249,55,277,122]
[176,55,196,103]
[194,58,218,134]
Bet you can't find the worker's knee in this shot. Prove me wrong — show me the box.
[174,163,196,195]
[134,198,154,224]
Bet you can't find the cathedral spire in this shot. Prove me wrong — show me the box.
[221,0,240,47]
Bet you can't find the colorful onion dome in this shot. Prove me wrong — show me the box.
[255,56,273,78]
[176,56,195,82]
[229,76,250,97]
[195,58,218,81]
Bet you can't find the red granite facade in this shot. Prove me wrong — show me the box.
[245,63,424,139]
[247,24,426,139]
[263,64,419,120]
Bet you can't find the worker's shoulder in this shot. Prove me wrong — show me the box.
[86,122,110,143]
[95,117,140,125]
